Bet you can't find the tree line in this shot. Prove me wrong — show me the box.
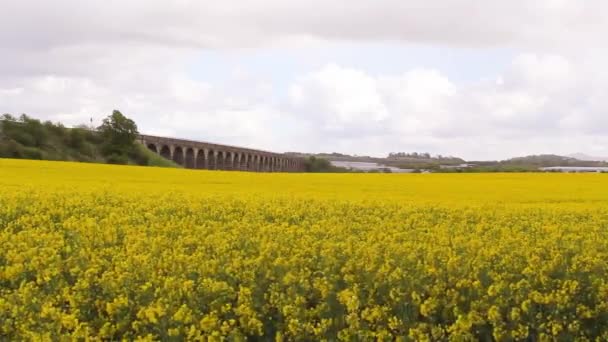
[0,110,174,167]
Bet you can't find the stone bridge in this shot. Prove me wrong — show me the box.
[139,134,305,172]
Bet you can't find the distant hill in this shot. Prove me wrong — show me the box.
[567,153,608,162]
[461,154,608,172]
[505,154,580,166]
[285,151,466,171]
[503,154,608,167]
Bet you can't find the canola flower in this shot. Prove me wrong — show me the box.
[1,158,608,340]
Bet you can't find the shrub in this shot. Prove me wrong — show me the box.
[106,153,130,165]
[20,147,44,160]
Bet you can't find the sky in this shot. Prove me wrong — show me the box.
[2,0,608,160]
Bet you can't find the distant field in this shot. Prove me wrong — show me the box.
[2,159,608,340]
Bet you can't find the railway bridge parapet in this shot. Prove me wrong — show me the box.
[139,134,305,172]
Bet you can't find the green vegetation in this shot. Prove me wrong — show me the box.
[303,156,350,172]
[294,151,608,173]
[4,113,604,174]
[291,151,466,172]
[501,154,608,167]
[0,114,103,162]
[135,143,181,168]
[97,110,140,164]
[456,154,608,173]
[385,152,465,170]
[0,111,179,168]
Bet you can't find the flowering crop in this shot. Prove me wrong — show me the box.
[1,159,608,340]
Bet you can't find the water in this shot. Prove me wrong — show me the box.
[330,161,414,173]
[540,166,608,172]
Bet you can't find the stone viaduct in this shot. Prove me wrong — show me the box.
[139,134,306,172]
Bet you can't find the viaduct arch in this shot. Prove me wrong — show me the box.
[139,134,305,172]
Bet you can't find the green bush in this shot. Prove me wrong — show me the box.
[66,128,86,149]
[0,140,23,158]
[21,115,48,147]
[44,121,68,138]
[134,144,181,168]
[128,148,149,166]
[106,153,130,165]
[304,156,350,173]
[20,147,44,160]
[9,130,35,147]
[77,142,97,158]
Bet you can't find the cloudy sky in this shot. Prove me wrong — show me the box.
[2,1,608,160]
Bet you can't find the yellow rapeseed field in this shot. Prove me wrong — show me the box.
[2,158,608,340]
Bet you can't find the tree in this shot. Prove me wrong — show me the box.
[1,113,16,121]
[98,110,139,160]
[304,156,350,173]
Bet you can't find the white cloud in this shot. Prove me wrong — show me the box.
[289,64,389,130]
[284,54,608,159]
[3,1,606,51]
[2,1,608,159]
